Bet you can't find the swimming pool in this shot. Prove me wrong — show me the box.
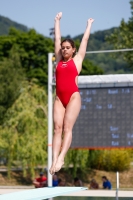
[54,197,132,200]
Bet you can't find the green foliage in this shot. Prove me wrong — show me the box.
[81,59,104,75]
[106,0,133,70]
[0,28,54,86]
[64,149,88,177]
[0,82,48,178]
[0,47,24,124]
[64,149,131,174]
[0,15,28,35]
[105,150,131,171]
[88,150,131,172]
[74,28,129,74]
[0,13,131,75]
[74,39,104,75]
[88,150,102,168]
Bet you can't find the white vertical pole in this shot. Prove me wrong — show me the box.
[116,171,119,200]
[48,53,53,187]
[116,171,119,189]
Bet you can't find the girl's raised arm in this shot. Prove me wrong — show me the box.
[54,12,62,63]
[76,18,94,72]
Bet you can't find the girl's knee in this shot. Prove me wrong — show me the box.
[63,124,72,134]
[54,124,63,134]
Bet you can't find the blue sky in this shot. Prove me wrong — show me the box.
[0,0,131,38]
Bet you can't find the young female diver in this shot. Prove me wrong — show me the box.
[49,12,94,175]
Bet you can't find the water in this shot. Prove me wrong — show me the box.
[54,197,133,200]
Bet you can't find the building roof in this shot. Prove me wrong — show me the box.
[78,74,133,88]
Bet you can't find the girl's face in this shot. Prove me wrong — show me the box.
[61,41,75,60]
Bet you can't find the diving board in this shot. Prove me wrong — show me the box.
[0,187,87,200]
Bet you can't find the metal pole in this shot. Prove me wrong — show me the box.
[116,171,119,200]
[48,53,53,187]
[86,48,133,54]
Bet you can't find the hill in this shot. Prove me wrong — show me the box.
[0,14,130,74]
[73,28,129,74]
[0,15,28,35]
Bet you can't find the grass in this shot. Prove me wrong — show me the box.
[0,167,133,190]
[57,167,133,190]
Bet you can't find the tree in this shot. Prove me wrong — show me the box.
[0,28,54,86]
[0,82,48,178]
[0,47,24,124]
[74,39,104,75]
[87,149,131,171]
[65,149,88,177]
[106,0,133,70]
[81,59,104,75]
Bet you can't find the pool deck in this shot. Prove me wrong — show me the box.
[0,186,133,197]
[63,190,133,197]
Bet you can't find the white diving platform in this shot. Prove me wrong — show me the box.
[0,187,87,200]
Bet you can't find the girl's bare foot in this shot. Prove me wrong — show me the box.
[54,157,64,172]
[49,159,57,175]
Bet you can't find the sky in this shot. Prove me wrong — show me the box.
[0,0,131,38]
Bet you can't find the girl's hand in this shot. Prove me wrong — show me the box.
[55,12,62,21]
[87,18,94,25]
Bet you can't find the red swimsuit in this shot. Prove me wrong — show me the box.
[56,59,79,108]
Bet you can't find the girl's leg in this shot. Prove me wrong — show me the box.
[54,92,81,172]
[49,97,65,175]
